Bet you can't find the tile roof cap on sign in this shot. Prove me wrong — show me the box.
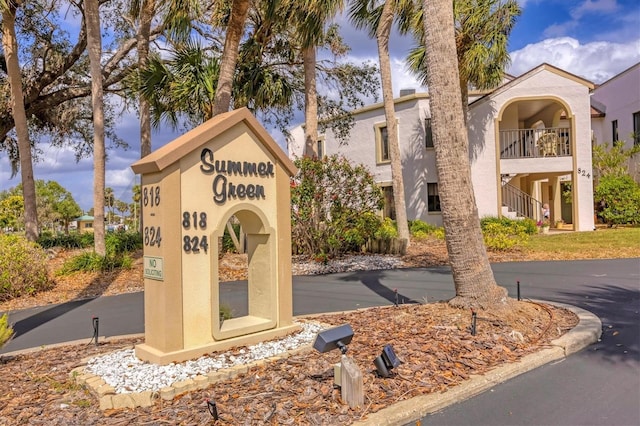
[131,108,297,176]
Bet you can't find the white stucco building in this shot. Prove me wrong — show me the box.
[590,62,640,180]
[288,63,634,232]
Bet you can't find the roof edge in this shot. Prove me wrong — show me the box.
[131,108,297,177]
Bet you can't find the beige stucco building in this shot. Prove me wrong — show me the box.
[288,63,601,231]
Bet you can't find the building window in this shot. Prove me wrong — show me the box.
[316,138,325,159]
[375,124,390,163]
[427,183,441,212]
[633,112,640,145]
[612,119,619,142]
[425,118,434,148]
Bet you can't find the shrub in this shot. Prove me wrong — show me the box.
[37,232,94,249]
[105,231,142,256]
[0,234,52,301]
[0,313,14,349]
[480,216,535,251]
[58,251,133,275]
[222,223,241,253]
[374,217,398,240]
[409,220,445,239]
[291,155,384,257]
[595,175,640,225]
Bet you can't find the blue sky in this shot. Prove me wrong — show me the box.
[1,0,639,212]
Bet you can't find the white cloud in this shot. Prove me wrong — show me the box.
[508,36,640,83]
[570,0,619,20]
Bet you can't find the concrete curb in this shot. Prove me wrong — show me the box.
[353,302,602,426]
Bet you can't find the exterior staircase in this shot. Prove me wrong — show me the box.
[501,182,542,221]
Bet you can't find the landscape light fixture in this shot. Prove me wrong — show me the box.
[206,399,219,420]
[90,316,99,346]
[313,324,354,354]
[373,344,401,378]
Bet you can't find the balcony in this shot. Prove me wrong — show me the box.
[500,128,571,159]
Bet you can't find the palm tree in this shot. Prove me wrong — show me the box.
[293,0,344,158]
[0,0,39,241]
[421,0,508,309]
[85,0,107,255]
[212,0,251,116]
[406,0,520,120]
[139,42,221,128]
[349,0,411,246]
[130,0,156,158]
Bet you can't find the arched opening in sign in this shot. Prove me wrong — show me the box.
[211,205,277,340]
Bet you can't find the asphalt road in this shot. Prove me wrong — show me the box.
[2,258,639,425]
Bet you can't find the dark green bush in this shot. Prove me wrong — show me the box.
[37,232,94,249]
[58,251,133,274]
[55,232,140,275]
[0,234,52,301]
[105,232,142,256]
[595,174,640,225]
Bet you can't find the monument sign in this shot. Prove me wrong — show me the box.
[131,108,298,364]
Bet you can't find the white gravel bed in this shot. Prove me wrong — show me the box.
[85,322,324,394]
[292,254,404,276]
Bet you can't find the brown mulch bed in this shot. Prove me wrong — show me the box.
[1,301,577,425]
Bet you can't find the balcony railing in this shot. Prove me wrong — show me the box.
[499,128,571,159]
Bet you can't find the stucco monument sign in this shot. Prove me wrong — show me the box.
[131,108,299,365]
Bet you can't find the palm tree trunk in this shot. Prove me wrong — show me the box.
[303,45,319,158]
[138,0,154,158]
[85,0,106,256]
[1,5,39,241]
[212,0,251,116]
[376,0,410,245]
[422,0,508,309]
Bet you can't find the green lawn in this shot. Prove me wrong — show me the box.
[525,227,640,258]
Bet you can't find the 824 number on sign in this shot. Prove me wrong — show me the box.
[183,235,209,253]
[144,226,162,247]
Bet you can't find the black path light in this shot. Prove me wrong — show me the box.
[90,316,99,346]
[373,344,402,378]
[470,309,477,336]
[313,324,354,354]
[206,399,219,420]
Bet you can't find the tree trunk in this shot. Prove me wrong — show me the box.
[303,45,318,158]
[85,0,106,256]
[421,0,507,309]
[376,0,410,245]
[138,0,154,158]
[1,5,39,241]
[212,0,250,116]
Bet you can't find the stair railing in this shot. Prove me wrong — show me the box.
[501,183,543,221]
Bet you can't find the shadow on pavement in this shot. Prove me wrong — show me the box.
[9,297,96,339]
[557,284,639,362]
[339,270,420,305]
